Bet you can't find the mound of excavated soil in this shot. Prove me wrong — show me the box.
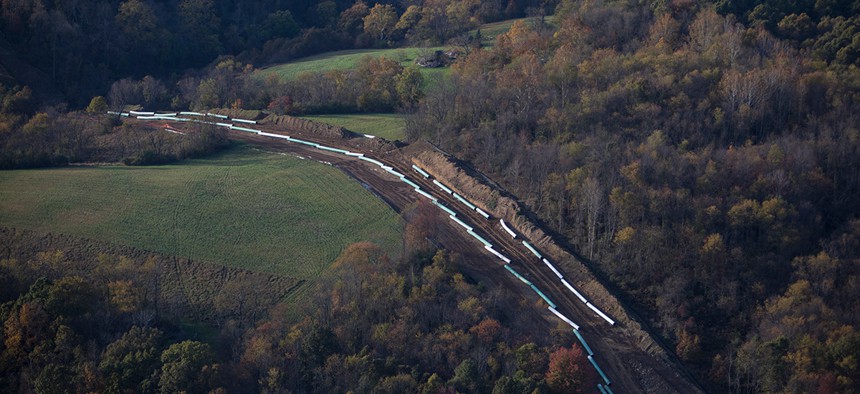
[263,114,358,139]
[205,108,264,120]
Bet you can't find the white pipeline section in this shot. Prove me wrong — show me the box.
[522,241,542,259]
[484,245,512,263]
[548,306,580,330]
[586,302,615,326]
[500,219,517,238]
[542,258,563,279]
[258,131,289,139]
[561,279,588,303]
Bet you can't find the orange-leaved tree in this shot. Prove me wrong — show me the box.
[545,343,596,394]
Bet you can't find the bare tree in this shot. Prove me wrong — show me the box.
[582,177,603,259]
[107,78,142,110]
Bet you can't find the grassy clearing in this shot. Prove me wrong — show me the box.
[256,47,448,84]
[472,16,558,46]
[0,145,403,280]
[475,18,522,45]
[256,17,556,84]
[301,113,406,141]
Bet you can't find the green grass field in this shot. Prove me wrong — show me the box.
[254,16,559,93]
[472,16,558,46]
[475,18,522,45]
[0,145,403,280]
[256,47,449,84]
[301,113,406,141]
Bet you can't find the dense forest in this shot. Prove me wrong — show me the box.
[2,0,860,392]
[404,0,860,392]
[0,0,547,106]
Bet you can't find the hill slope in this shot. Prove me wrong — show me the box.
[0,145,403,279]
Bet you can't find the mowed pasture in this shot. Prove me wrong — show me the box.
[473,16,558,46]
[256,47,450,87]
[300,113,406,141]
[0,145,403,280]
[253,17,559,96]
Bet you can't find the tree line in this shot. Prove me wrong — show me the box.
[0,0,551,107]
[404,1,860,392]
[0,105,229,169]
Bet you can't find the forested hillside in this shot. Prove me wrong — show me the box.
[0,0,548,166]
[2,0,860,392]
[0,0,547,105]
[0,228,596,393]
[404,1,860,392]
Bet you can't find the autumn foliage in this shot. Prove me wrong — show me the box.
[545,344,596,394]
[0,228,599,393]
[404,1,860,391]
